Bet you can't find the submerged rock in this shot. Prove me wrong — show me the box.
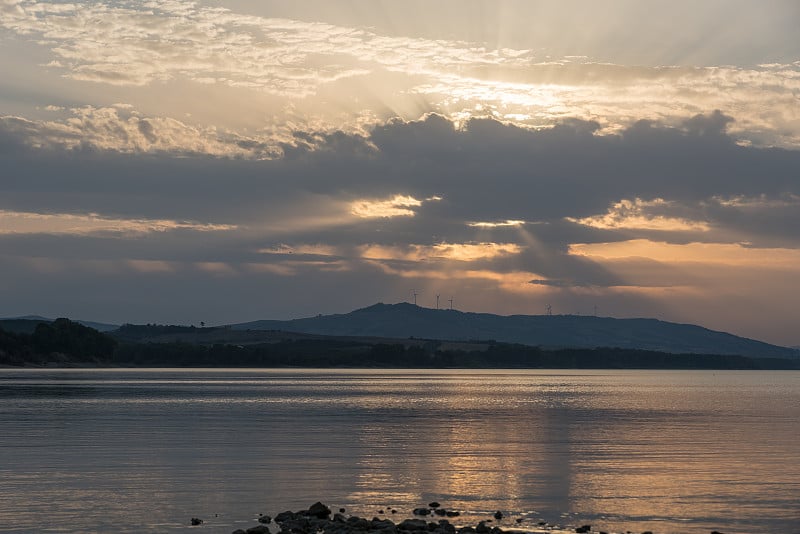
[190,517,203,526]
[412,508,431,516]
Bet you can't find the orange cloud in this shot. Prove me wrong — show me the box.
[350,195,423,218]
[567,198,709,232]
[569,239,800,267]
[360,242,522,262]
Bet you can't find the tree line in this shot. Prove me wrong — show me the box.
[2,319,798,369]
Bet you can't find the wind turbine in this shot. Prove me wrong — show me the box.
[409,289,419,306]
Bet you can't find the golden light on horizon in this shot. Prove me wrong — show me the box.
[569,239,800,267]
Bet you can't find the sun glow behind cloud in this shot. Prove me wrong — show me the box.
[468,220,526,228]
[1,0,800,153]
[350,195,431,218]
[360,242,522,262]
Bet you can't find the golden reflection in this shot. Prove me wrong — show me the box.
[346,376,566,525]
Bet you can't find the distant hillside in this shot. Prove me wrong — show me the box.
[231,303,798,360]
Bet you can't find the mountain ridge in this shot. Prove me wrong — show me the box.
[230,302,797,360]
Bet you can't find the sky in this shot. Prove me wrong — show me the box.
[1,0,799,346]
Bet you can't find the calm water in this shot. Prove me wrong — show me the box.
[0,369,798,534]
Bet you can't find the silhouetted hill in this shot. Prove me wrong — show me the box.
[231,303,797,359]
[0,318,117,366]
[0,316,119,333]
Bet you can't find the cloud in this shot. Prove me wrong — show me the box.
[569,240,800,267]
[0,209,237,236]
[0,0,534,94]
[0,107,284,158]
[351,194,423,218]
[468,220,526,228]
[529,278,590,288]
[567,198,711,232]
[360,242,522,262]
[2,1,800,149]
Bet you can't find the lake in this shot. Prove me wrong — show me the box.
[0,369,798,533]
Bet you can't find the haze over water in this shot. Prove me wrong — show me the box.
[1,369,798,533]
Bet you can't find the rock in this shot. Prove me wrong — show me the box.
[493,511,503,520]
[334,513,347,523]
[711,532,725,534]
[276,511,297,523]
[515,519,523,524]
[346,516,370,530]
[429,502,441,509]
[190,517,203,526]
[308,502,332,519]
[445,511,460,518]
[372,518,396,530]
[399,519,429,531]
[391,510,398,514]
[476,521,490,534]
[246,527,271,534]
[433,509,447,517]
[413,508,431,516]
[340,508,346,513]
[575,526,591,533]
[379,510,385,514]
[258,515,272,524]
[232,530,247,534]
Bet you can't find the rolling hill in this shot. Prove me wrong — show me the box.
[231,303,798,360]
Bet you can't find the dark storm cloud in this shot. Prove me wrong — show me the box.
[2,111,799,250]
[1,110,799,262]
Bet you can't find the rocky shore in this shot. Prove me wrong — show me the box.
[197,501,727,534]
